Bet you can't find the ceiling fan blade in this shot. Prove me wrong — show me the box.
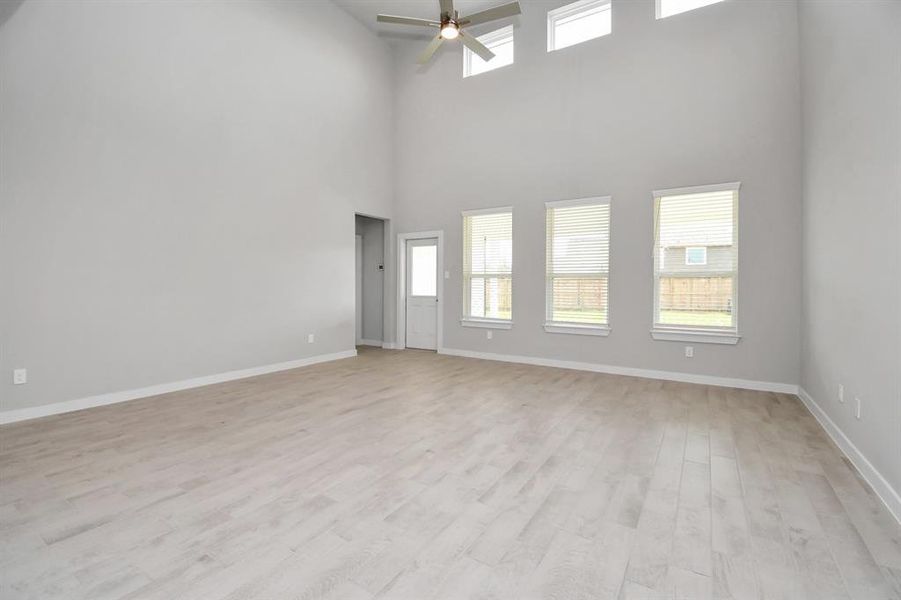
[418,34,445,64]
[377,14,440,27]
[459,30,496,62]
[459,1,521,27]
[439,0,454,19]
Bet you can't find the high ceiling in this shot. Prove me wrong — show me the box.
[334,0,511,37]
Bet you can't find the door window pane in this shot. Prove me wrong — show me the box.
[410,245,437,296]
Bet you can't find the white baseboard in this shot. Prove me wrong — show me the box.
[797,387,901,524]
[437,347,798,394]
[356,339,383,347]
[381,342,403,350]
[0,349,358,426]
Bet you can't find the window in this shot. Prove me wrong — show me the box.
[545,197,611,335]
[652,182,739,344]
[462,208,513,327]
[656,0,723,19]
[409,244,437,296]
[547,0,611,52]
[464,26,514,78]
[684,246,707,266]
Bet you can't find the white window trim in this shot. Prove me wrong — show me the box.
[461,317,513,330]
[463,25,514,78]
[462,206,513,326]
[545,196,611,335]
[684,246,707,266]
[544,323,610,336]
[652,181,740,197]
[462,206,513,217]
[650,327,740,345]
[652,182,740,344]
[545,196,610,210]
[655,0,724,20]
[547,0,611,53]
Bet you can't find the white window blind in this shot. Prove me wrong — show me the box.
[464,26,514,78]
[463,208,513,322]
[656,0,723,19]
[546,198,610,327]
[547,0,612,52]
[653,183,738,332]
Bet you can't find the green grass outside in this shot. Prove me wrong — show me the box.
[551,309,731,327]
[551,309,607,324]
[659,310,732,327]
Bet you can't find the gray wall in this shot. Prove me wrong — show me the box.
[799,1,901,495]
[393,0,802,385]
[0,0,395,411]
[355,215,385,342]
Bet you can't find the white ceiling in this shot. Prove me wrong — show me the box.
[334,0,512,37]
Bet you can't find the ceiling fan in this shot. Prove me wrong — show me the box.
[377,0,522,64]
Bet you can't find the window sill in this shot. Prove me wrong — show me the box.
[544,323,610,337]
[650,328,741,345]
[460,318,513,330]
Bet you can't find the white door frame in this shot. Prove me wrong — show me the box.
[396,230,444,351]
[355,234,363,345]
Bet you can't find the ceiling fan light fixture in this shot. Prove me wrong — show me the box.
[377,1,521,64]
[440,23,460,39]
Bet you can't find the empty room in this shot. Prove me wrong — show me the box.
[1,0,899,598]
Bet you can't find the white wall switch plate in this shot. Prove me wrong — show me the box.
[838,384,844,403]
[444,270,450,279]
[486,330,493,340]
[13,368,27,385]
[684,346,694,358]
[307,334,315,343]
[855,397,861,419]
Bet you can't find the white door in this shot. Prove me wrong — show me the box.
[355,234,363,344]
[405,238,438,350]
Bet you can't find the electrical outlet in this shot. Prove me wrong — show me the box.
[444,270,450,279]
[486,330,493,340]
[13,369,27,385]
[684,346,694,358]
[307,334,315,343]
[855,397,861,420]
[838,384,844,403]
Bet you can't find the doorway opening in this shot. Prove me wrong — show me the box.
[355,214,387,347]
[397,231,444,351]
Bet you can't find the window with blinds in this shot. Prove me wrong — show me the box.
[546,198,611,329]
[463,208,513,323]
[653,183,739,333]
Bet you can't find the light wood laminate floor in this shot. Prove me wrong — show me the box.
[2,348,900,599]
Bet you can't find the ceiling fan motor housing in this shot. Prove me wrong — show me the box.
[440,14,460,40]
